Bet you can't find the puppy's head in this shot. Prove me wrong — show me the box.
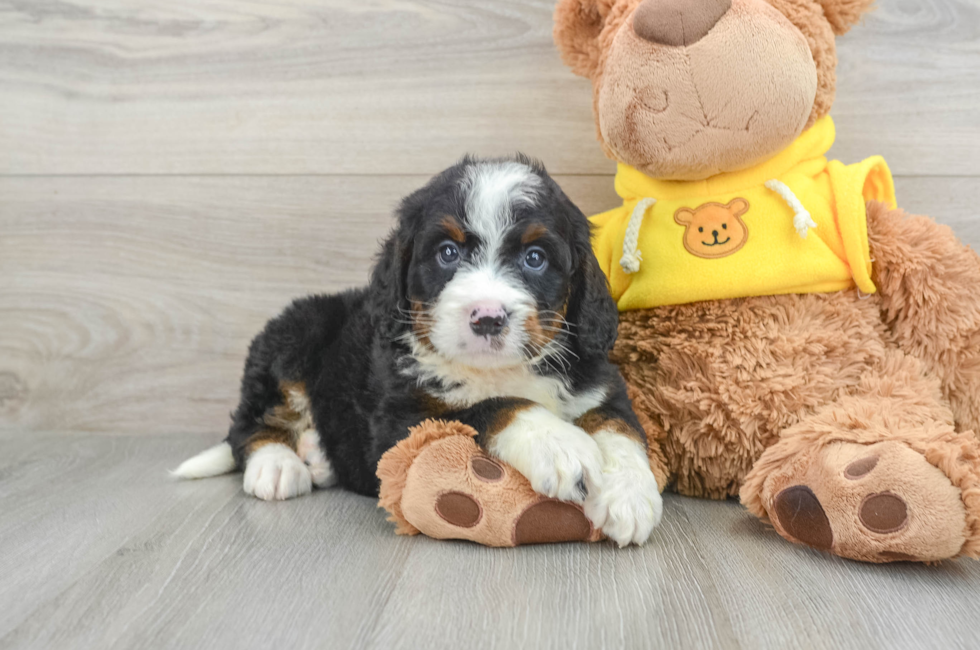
[371,155,618,371]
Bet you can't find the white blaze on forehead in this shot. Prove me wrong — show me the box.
[461,161,541,264]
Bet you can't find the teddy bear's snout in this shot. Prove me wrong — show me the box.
[632,0,731,47]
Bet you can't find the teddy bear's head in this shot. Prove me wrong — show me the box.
[554,0,875,181]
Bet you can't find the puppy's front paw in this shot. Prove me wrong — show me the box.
[489,406,603,504]
[243,444,313,501]
[585,431,663,547]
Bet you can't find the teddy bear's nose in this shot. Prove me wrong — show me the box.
[632,0,731,46]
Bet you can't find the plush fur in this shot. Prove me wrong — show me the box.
[175,156,664,546]
[554,0,980,562]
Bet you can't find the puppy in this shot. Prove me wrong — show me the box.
[174,156,663,546]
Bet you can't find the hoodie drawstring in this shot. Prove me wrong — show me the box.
[765,179,817,239]
[620,197,656,274]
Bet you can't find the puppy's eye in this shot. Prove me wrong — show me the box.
[524,246,547,271]
[722,223,727,230]
[438,242,460,266]
[698,227,704,233]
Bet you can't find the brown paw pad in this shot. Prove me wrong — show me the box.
[859,492,908,534]
[435,492,482,528]
[774,486,834,550]
[844,455,879,479]
[470,456,504,482]
[513,500,592,546]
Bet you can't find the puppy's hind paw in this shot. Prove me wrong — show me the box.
[243,444,313,501]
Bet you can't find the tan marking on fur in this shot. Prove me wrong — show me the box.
[410,300,436,351]
[521,223,548,244]
[247,381,314,455]
[440,216,465,243]
[576,411,645,444]
[245,428,296,454]
[524,309,564,357]
[482,399,537,446]
[418,392,450,418]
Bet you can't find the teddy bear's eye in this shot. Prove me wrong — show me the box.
[722,223,727,229]
[698,227,704,233]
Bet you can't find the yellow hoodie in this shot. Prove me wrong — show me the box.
[590,116,896,311]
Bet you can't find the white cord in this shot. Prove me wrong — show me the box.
[620,197,656,274]
[765,179,816,239]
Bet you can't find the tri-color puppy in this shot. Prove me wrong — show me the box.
[174,156,663,546]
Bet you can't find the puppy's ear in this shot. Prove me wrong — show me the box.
[554,0,610,79]
[817,0,875,35]
[564,199,619,358]
[369,195,420,341]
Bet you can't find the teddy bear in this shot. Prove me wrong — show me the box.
[549,0,980,562]
[377,0,980,562]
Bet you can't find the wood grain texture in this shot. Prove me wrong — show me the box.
[1,175,975,436]
[1,0,978,175]
[2,431,980,650]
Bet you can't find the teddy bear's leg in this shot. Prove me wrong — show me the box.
[377,420,604,547]
[740,350,980,562]
[867,201,980,434]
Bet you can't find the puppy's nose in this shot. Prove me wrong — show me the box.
[712,230,719,238]
[632,0,731,46]
[469,303,508,337]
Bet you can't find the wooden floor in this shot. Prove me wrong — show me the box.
[2,0,980,648]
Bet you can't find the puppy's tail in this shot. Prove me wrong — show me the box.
[171,442,236,479]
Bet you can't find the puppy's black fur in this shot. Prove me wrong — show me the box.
[225,156,641,497]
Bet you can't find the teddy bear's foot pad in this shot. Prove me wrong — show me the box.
[513,501,593,545]
[765,441,968,562]
[378,420,603,547]
[772,486,833,550]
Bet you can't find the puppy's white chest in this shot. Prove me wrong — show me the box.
[432,366,605,421]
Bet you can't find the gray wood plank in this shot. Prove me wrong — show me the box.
[0,0,609,175]
[0,175,974,436]
[0,432,240,640]
[0,431,419,650]
[1,0,977,176]
[366,500,741,650]
[3,431,980,650]
[831,0,980,175]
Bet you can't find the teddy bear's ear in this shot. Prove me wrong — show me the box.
[674,208,696,225]
[554,0,609,79]
[816,0,876,35]
[727,198,749,217]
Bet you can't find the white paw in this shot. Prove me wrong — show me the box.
[243,444,313,501]
[585,431,663,547]
[488,406,603,504]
